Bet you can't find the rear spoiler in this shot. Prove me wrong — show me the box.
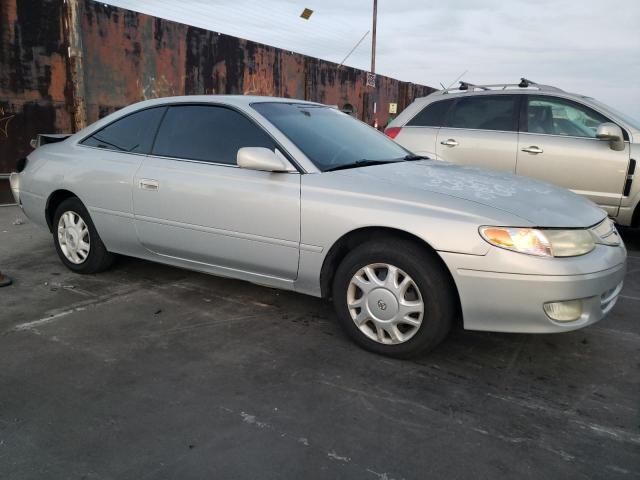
[29,133,72,149]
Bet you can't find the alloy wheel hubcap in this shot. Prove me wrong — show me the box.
[57,211,90,264]
[347,263,424,345]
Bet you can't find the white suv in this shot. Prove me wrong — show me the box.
[386,79,639,227]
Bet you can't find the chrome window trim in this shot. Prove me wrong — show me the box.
[518,131,631,143]
[76,102,307,174]
[79,144,300,173]
[77,144,149,157]
[427,126,519,134]
[143,152,301,173]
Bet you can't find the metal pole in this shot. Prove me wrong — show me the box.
[371,0,377,74]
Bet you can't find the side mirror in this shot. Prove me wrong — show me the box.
[596,122,625,151]
[237,147,291,172]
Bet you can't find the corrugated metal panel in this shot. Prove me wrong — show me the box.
[0,0,434,202]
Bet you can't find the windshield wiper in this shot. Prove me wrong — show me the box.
[403,154,430,161]
[323,159,399,172]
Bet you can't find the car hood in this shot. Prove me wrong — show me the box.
[333,160,606,228]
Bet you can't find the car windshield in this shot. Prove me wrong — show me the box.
[588,99,640,131]
[251,102,410,171]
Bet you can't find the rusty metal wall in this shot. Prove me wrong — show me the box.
[0,0,75,202]
[0,0,434,202]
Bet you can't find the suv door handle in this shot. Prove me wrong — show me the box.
[440,139,458,147]
[139,179,159,191]
[521,146,543,154]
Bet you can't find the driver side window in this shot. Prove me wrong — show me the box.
[152,105,275,165]
[526,96,611,138]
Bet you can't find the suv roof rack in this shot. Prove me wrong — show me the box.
[433,78,564,96]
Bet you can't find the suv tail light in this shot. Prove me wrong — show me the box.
[384,127,402,139]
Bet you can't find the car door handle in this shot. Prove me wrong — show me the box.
[521,146,543,154]
[139,179,159,191]
[440,139,458,147]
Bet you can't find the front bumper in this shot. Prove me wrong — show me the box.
[9,172,20,205]
[439,244,627,333]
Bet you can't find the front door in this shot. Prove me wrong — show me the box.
[133,104,301,280]
[435,94,520,173]
[516,95,629,216]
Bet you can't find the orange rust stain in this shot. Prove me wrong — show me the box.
[243,48,277,96]
[153,26,186,96]
[1,0,17,39]
[48,54,67,102]
[210,61,227,95]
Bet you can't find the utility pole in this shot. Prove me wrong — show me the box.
[371,0,377,74]
[370,0,378,128]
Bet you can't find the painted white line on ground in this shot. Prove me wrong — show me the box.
[12,308,82,331]
[7,284,146,334]
[620,294,640,302]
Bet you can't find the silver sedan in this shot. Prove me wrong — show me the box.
[10,96,627,357]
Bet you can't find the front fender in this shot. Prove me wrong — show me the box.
[293,174,527,296]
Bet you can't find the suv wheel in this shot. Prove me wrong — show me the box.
[53,197,115,273]
[332,239,456,358]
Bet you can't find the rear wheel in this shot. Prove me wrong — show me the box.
[53,197,115,273]
[332,239,456,358]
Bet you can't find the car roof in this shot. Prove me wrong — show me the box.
[125,95,324,110]
[414,88,592,103]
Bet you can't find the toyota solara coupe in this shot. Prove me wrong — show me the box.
[10,96,627,357]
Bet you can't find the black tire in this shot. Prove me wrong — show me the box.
[52,197,115,274]
[332,239,456,358]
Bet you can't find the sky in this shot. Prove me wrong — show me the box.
[102,0,640,121]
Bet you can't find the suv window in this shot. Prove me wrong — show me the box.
[526,96,611,138]
[447,95,517,131]
[153,105,274,164]
[407,99,453,127]
[81,107,166,153]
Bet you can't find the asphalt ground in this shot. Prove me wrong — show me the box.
[0,205,638,479]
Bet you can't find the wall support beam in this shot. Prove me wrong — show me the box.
[63,0,87,131]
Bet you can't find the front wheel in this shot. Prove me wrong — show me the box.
[332,240,456,358]
[53,197,115,274]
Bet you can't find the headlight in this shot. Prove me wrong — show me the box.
[479,226,595,257]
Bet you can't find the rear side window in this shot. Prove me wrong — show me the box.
[81,107,166,153]
[152,105,274,164]
[447,95,517,131]
[407,99,453,127]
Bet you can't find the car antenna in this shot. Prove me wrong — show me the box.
[445,70,468,89]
